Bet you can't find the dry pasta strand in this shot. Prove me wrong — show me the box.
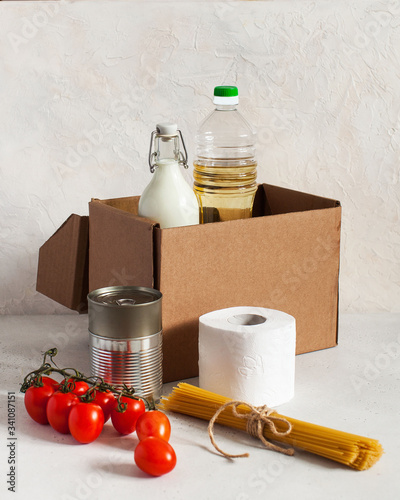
[159,383,383,471]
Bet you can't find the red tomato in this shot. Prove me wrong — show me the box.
[111,396,145,435]
[93,390,116,423]
[136,411,171,442]
[134,437,177,476]
[68,402,104,444]
[24,384,56,425]
[41,376,60,390]
[46,391,79,434]
[62,378,89,396]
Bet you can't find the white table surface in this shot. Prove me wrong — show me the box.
[0,313,399,500]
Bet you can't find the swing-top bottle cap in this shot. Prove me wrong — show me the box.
[213,86,239,105]
[149,123,189,172]
[156,123,178,136]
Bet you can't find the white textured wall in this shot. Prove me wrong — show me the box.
[0,0,399,314]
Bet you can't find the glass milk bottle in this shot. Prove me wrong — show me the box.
[138,123,199,229]
[193,86,257,223]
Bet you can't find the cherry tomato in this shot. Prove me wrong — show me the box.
[134,436,177,476]
[92,390,116,423]
[62,378,89,396]
[46,391,79,434]
[111,396,145,435]
[24,384,56,425]
[68,402,104,444]
[136,410,171,442]
[41,376,60,390]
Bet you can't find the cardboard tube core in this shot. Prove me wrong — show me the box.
[227,314,267,326]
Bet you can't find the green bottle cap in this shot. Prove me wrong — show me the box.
[214,86,238,97]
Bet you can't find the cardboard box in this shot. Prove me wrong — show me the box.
[37,184,341,383]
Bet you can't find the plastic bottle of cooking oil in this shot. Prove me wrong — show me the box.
[138,123,199,229]
[193,86,257,223]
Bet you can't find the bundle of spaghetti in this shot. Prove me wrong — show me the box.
[159,383,383,471]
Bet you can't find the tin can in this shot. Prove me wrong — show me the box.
[88,286,162,403]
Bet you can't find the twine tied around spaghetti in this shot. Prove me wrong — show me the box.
[208,400,295,458]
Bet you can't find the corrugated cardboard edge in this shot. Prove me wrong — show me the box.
[36,214,89,312]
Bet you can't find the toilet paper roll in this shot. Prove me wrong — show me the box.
[198,307,296,407]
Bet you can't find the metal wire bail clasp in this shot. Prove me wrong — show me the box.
[148,123,189,173]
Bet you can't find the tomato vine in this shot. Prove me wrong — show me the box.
[21,348,176,474]
[20,347,153,412]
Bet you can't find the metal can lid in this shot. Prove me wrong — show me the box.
[88,286,162,339]
[89,286,161,307]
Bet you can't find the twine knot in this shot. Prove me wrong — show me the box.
[208,400,294,458]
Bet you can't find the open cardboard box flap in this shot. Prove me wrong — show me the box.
[36,214,89,312]
[36,184,341,382]
[88,197,157,292]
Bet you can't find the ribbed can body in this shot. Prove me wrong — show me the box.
[89,332,162,403]
[88,286,162,403]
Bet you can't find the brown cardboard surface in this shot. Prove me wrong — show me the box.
[157,207,341,381]
[88,198,156,292]
[36,214,89,312]
[36,184,341,383]
[254,184,339,216]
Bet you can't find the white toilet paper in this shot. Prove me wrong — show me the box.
[198,307,296,407]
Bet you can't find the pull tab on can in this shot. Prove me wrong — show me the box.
[148,122,189,173]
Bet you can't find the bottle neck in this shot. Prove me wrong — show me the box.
[155,136,180,163]
[215,104,237,111]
